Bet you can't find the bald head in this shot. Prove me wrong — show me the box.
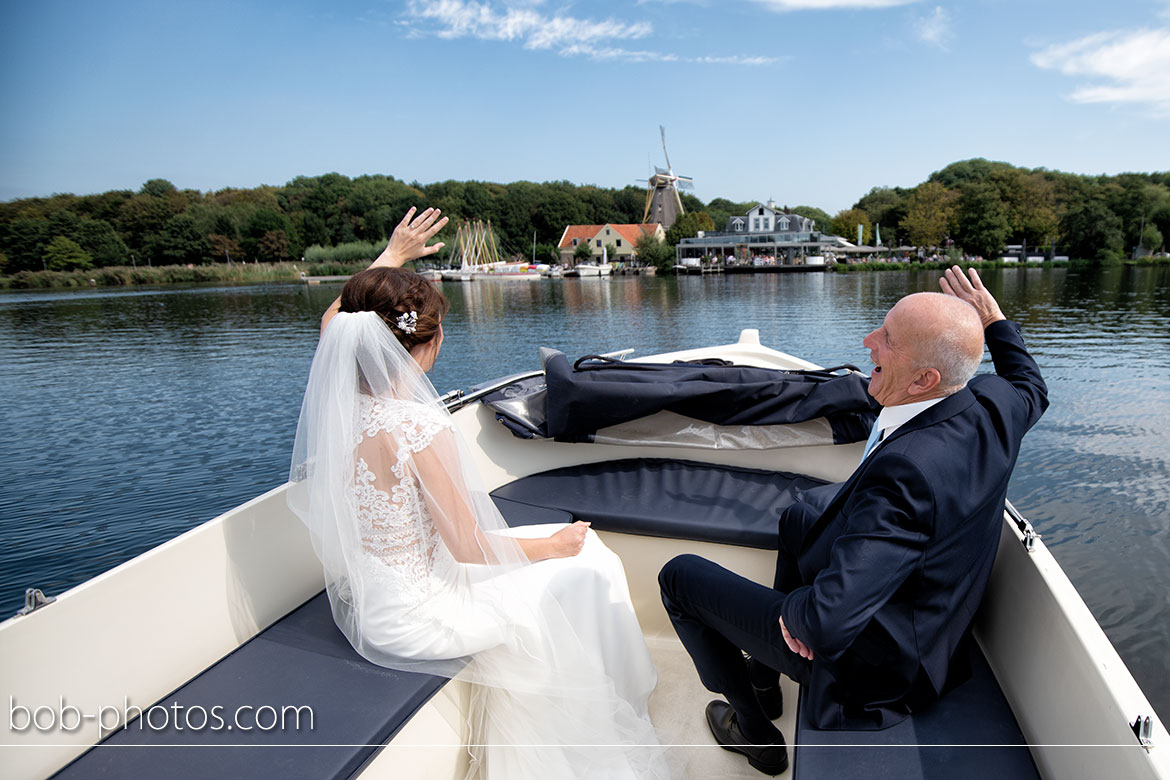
[864,292,984,407]
[893,292,985,394]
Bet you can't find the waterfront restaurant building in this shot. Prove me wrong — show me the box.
[676,201,848,265]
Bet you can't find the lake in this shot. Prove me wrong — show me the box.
[1,266,1167,722]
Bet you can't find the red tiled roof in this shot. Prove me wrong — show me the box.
[611,223,661,246]
[558,225,601,249]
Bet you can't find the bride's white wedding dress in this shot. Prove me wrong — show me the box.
[290,310,668,779]
[353,396,664,778]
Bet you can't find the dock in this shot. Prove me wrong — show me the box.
[300,274,352,285]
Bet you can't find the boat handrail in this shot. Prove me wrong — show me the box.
[1003,498,1040,552]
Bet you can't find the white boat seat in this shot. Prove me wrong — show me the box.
[794,638,1042,778]
[490,458,830,548]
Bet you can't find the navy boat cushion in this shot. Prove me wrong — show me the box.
[794,639,1041,779]
[51,593,447,780]
[490,458,831,549]
[52,498,573,780]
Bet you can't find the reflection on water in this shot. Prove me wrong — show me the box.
[1,266,1168,720]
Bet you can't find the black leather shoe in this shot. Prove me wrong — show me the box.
[752,681,783,720]
[705,700,789,776]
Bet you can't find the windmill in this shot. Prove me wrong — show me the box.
[637,125,693,230]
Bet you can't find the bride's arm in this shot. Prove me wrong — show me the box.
[412,429,589,564]
[320,207,449,334]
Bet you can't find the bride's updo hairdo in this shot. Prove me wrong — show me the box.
[339,267,449,351]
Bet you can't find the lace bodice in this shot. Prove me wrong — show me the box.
[354,397,454,597]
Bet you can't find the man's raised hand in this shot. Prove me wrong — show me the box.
[939,265,1006,329]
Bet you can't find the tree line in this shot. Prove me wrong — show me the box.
[1,160,1167,276]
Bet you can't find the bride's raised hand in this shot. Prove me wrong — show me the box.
[546,521,591,559]
[372,207,450,269]
[319,207,449,334]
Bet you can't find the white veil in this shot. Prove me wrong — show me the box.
[288,311,667,778]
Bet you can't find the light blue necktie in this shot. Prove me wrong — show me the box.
[861,423,885,462]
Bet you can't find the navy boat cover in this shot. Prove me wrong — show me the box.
[481,350,878,445]
[490,458,831,549]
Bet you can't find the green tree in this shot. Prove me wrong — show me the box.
[604,242,618,261]
[665,211,714,246]
[704,198,757,230]
[1000,171,1060,248]
[929,158,1016,189]
[242,209,298,261]
[1060,191,1124,261]
[613,186,647,224]
[790,206,832,233]
[954,182,1010,258]
[257,229,291,262]
[533,242,559,264]
[0,217,49,271]
[140,178,177,198]
[43,235,93,271]
[832,208,872,245]
[854,187,907,241]
[573,240,593,263]
[76,218,129,266]
[150,214,211,265]
[1141,224,1164,252]
[900,181,958,249]
[117,194,179,252]
[635,231,674,271]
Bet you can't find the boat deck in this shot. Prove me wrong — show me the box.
[649,636,800,778]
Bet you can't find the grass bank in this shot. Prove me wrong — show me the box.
[0,261,375,290]
[830,257,1170,273]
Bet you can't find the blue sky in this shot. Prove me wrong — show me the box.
[1,0,1168,213]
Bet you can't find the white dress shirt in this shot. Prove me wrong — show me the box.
[862,397,946,461]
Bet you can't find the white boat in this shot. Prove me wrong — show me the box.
[440,262,541,282]
[2,330,1166,780]
[568,262,612,277]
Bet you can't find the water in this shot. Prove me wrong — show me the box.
[2,268,1168,722]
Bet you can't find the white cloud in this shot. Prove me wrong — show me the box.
[913,6,952,50]
[753,0,918,10]
[406,0,651,50]
[1031,27,1170,115]
[693,55,778,66]
[403,0,774,65]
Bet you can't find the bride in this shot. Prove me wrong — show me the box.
[288,208,669,779]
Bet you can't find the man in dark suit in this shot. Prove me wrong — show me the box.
[658,267,1048,775]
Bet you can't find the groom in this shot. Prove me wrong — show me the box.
[659,267,1048,775]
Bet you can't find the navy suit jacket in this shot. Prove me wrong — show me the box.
[779,320,1048,729]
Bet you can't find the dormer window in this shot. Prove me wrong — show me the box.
[732,218,744,231]
[779,217,790,230]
